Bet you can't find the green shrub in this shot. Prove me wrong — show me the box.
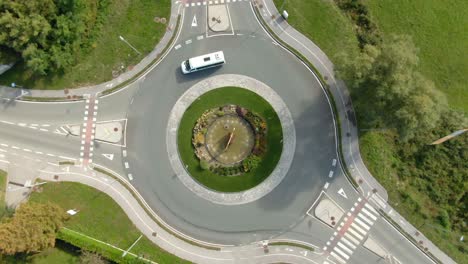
[200,160,209,170]
[438,210,450,229]
[242,155,261,172]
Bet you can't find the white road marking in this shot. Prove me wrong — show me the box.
[358,212,374,225]
[330,252,346,263]
[355,217,371,230]
[102,153,114,160]
[348,226,364,240]
[361,207,377,220]
[341,237,357,249]
[364,203,378,214]
[337,242,352,254]
[191,15,198,27]
[344,232,360,245]
[338,188,348,199]
[351,222,367,235]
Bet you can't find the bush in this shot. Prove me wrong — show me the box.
[242,155,261,172]
[438,210,450,229]
[199,160,209,170]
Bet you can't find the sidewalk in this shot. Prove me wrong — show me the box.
[257,1,455,263]
[0,1,181,99]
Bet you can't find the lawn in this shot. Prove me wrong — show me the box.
[178,87,283,192]
[29,181,190,264]
[367,0,468,113]
[0,170,6,217]
[0,0,171,90]
[273,0,359,63]
[359,131,467,263]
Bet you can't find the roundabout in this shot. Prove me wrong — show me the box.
[125,17,337,244]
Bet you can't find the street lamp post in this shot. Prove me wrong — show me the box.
[119,35,141,55]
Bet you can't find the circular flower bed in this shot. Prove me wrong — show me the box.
[192,104,268,176]
[177,87,283,192]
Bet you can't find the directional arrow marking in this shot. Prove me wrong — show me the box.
[338,188,348,199]
[102,153,114,160]
[191,15,197,27]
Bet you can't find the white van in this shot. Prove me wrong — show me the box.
[181,51,225,74]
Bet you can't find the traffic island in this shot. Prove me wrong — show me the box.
[312,193,345,228]
[167,74,295,205]
[68,119,126,145]
[178,88,282,192]
[207,5,231,33]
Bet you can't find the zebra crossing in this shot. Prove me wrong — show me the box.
[323,197,379,264]
[182,0,250,8]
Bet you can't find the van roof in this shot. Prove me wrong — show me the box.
[189,51,224,68]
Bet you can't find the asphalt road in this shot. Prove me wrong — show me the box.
[0,1,434,264]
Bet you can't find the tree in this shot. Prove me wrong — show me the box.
[0,0,108,75]
[0,202,67,255]
[335,35,447,140]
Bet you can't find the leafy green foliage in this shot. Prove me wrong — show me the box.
[0,202,67,255]
[242,155,261,172]
[336,35,448,140]
[334,0,381,47]
[0,0,109,75]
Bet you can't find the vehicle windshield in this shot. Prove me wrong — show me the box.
[184,60,191,71]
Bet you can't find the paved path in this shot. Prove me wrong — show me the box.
[258,1,455,263]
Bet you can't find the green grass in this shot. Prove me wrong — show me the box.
[178,87,283,192]
[27,241,80,264]
[29,181,190,264]
[0,0,170,90]
[273,1,467,262]
[0,170,6,217]
[359,131,467,263]
[273,0,359,62]
[367,0,468,113]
